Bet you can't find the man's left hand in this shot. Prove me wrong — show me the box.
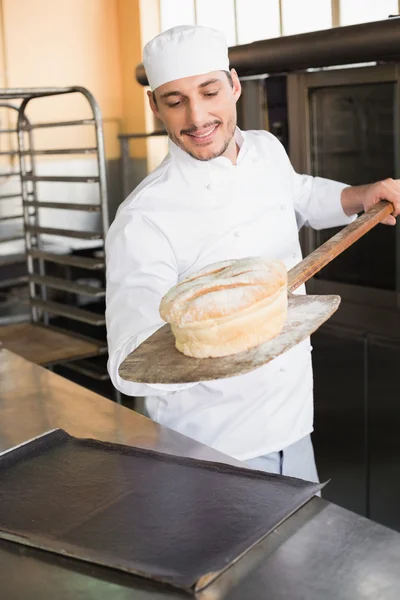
[341,178,400,225]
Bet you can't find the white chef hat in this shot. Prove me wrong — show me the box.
[143,25,230,91]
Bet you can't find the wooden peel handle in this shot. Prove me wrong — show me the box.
[287,200,393,293]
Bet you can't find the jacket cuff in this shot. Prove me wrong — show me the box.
[309,178,357,230]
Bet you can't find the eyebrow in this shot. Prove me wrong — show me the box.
[159,78,222,100]
[160,90,181,99]
[198,78,222,88]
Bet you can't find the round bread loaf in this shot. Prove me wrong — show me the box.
[159,257,288,358]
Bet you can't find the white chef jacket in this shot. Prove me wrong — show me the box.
[106,129,354,461]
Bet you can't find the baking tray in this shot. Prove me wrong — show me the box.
[0,429,323,592]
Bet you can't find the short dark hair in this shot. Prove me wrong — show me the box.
[224,70,233,87]
[152,70,233,105]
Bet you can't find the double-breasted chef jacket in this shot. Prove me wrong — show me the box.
[106,128,354,461]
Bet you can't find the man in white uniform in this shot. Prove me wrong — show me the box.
[106,25,400,481]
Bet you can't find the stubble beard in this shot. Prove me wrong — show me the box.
[168,116,237,162]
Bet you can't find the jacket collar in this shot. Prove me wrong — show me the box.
[167,128,258,187]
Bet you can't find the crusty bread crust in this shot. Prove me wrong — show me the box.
[159,257,288,358]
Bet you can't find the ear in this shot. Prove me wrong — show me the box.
[147,90,160,119]
[230,69,242,103]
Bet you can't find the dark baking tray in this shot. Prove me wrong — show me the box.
[0,429,322,592]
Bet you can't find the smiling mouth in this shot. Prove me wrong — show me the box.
[184,124,219,143]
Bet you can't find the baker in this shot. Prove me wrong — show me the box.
[106,25,400,481]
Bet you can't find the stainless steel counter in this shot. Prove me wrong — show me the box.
[1,347,400,599]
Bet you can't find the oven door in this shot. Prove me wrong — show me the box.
[288,63,400,337]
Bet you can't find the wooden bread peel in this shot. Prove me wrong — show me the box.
[119,201,393,384]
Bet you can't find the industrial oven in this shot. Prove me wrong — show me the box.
[284,63,400,529]
[231,41,400,528]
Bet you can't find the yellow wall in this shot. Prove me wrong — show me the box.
[117,0,166,164]
[117,0,148,158]
[0,0,152,162]
[0,3,6,89]
[2,0,122,110]
[139,0,168,172]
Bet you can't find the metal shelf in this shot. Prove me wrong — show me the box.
[0,214,23,221]
[29,274,105,297]
[28,249,104,270]
[22,175,100,183]
[31,298,105,326]
[0,234,24,244]
[0,275,27,289]
[45,323,107,352]
[26,118,95,129]
[21,147,97,156]
[61,358,110,381]
[0,253,25,267]
[0,193,22,201]
[26,225,102,240]
[0,148,97,156]
[23,200,101,212]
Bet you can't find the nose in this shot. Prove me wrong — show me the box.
[187,99,208,127]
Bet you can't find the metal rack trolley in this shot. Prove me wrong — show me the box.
[0,103,28,315]
[0,87,119,401]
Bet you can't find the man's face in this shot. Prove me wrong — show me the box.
[148,70,241,162]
